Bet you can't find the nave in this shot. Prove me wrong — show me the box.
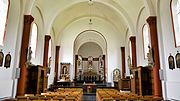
[0,0,180,100]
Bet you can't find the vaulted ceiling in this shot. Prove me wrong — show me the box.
[34,0,145,38]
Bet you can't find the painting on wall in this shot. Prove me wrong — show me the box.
[0,49,4,67]
[113,68,121,82]
[175,51,180,68]
[60,63,70,81]
[4,52,11,68]
[168,53,175,70]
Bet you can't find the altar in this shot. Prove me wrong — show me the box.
[83,83,96,94]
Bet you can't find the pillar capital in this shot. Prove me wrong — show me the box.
[147,16,156,26]
[24,15,34,24]
[129,36,136,42]
[45,35,51,41]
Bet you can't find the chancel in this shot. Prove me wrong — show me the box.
[0,0,180,101]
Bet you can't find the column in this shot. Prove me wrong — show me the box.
[74,55,78,80]
[147,16,162,97]
[121,47,125,79]
[43,35,51,68]
[17,15,34,96]
[54,46,60,82]
[43,35,51,90]
[130,36,137,68]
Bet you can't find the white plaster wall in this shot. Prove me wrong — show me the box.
[31,6,44,65]
[47,30,56,87]
[58,17,123,83]
[158,0,180,100]
[0,0,21,98]
[136,7,149,67]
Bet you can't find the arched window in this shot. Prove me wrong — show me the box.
[142,24,150,59]
[0,0,9,46]
[129,40,132,59]
[171,0,180,47]
[48,39,52,58]
[29,23,38,58]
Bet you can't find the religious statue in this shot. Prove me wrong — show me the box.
[63,66,67,74]
[127,56,132,69]
[47,57,52,74]
[147,45,154,66]
[26,47,32,65]
[48,57,52,68]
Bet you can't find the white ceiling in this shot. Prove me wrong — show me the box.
[34,0,145,37]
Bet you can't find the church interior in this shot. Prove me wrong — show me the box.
[0,0,180,101]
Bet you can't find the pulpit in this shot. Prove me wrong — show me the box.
[26,65,45,94]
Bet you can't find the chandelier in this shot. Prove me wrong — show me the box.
[88,0,94,28]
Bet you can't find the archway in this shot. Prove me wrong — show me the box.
[74,30,107,83]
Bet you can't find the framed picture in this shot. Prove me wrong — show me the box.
[0,49,4,67]
[113,68,121,81]
[168,53,175,70]
[4,52,11,68]
[175,51,180,68]
[60,63,70,80]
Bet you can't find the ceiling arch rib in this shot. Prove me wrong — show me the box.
[43,0,133,36]
[52,1,127,37]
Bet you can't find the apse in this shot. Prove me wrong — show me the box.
[78,42,103,57]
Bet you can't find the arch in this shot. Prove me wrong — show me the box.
[35,5,45,33]
[45,1,135,36]
[143,0,156,16]
[74,30,107,55]
[136,6,146,34]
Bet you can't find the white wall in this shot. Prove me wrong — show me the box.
[158,0,180,100]
[31,5,45,65]
[58,17,124,83]
[136,7,149,67]
[0,0,21,98]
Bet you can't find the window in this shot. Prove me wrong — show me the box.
[29,23,38,58]
[129,40,132,59]
[142,24,150,58]
[48,39,52,58]
[0,0,9,46]
[171,0,180,47]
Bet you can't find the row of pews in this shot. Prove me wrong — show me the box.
[96,88,163,101]
[9,88,83,101]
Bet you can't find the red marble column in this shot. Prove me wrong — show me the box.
[54,46,60,82]
[75,55,78,80]
[43,35,51,68]
[121,47,125,79]
[43,35,51,90]
[103,55,106,82]
[130,36,137,68]
[147,16,162,97]
[17,15,34,96]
